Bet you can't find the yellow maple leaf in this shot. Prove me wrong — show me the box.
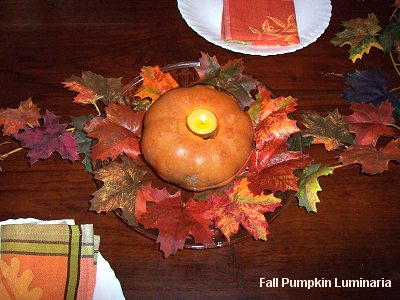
[0,257,43,300]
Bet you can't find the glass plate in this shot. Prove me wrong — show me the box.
[113,61,293,249]
[177,0,332,56]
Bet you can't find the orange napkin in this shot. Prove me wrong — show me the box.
[0,223,99,300]
[221,0,300,46]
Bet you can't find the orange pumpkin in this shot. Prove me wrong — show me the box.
[141,85,254,191]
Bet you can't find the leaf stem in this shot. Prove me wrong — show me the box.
[388,123,400,130]
[93,102,101,116]
[1,147,24,158]
[390,8,398,21]
[331,164,344,170]
[389,51,400,78]
[26,123,34,128]
[67,127,76,132]
[389,86,400,93]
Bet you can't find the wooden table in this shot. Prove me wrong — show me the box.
[1,1,399,299]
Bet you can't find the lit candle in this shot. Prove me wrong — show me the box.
[186,108,218,138]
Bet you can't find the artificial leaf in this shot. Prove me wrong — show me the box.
[247,85,271,125]
[139,195,214,257]
[0,98,41,136]
[331,13,383,62]
[393,0,400,8]
[63,71,124,105]
[339,139,400,175]
[195,52,260,108]
[84,102,145,162]
[91,155,147,225]
[206,178,281,241]
[342,69,395,107]
[0,257,43,300]
[378,21,400,53]
[345,101,395,146]
[287,132,314,152]
[247,138,312,194]
[134,66,179,102]
[70,115,93,171]
[302,109,354,151]
[253,88,300,149]
[13,110,79,164]
[295,163,334,212]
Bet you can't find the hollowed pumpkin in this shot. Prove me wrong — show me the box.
[141,85,254,191]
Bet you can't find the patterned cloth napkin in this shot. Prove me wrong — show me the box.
[221,0,300,46]
[0,220,99,300]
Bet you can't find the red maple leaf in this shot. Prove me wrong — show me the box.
[138,194,214,257]
[339,139,400,174]
[345,101,395,146]
[205,179,281,241]
[254,90,300,150]
[0,98,41,136]
[247,138,312,194]
[13,110,79,164]
[84,102,145,162]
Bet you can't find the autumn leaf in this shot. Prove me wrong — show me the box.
[195,52,260,108]
[247,85,271,125]
[0,98,41,136]
[63,71,124,105]
[206,178,281,241]
[0,257,43,300]
[287,132,313,152]
[339,139,400,175]
[134,66,179,102]
[91,155,147,225]
[247,138,312,194]
[301,109,354,151]
[13,110,79,164]
[342,69,396,107]
[378,21,400,53]
[394,0,400,8]
[70,115,93,171]
[331,13,383,62]
[139,195,214,257]
[84,102,145,162]
[251,87,300,149]
[295,164,334,212]
[345,101,395,146]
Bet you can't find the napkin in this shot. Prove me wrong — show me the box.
[221,0,300,46]
[0,221,99,300]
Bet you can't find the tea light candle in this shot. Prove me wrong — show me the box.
[186,108,217,138]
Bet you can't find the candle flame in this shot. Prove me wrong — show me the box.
[200,113,207,124]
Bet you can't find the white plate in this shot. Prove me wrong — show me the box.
[177,0,332,56]
[0,218,125,300]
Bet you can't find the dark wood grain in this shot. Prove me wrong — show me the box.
[1,1,399,299]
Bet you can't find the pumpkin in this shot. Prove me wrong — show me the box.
[141,85,254,191]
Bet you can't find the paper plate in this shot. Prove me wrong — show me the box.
[0,218,125,300]
[177,0,332,56]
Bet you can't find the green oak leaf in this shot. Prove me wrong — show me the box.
[295,164,334,212]
[195,52,260,108]
[70,115,93,171]
[301,109,354,151]
[331,13,383,62]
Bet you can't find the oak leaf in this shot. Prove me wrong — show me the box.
[63,71,124,105]
[195,52,260,108]
[91,155,147,225]
[84,102,145,162]
[345,101,395,146]
[247,138,312,194]
[13,110,79,164]
[331,13,383,62]
[302,109,354,151]
[139,195,214,257]
[134,66,179,102]
[0,98,41,136]
[342,69,396,107]
[251,87,300,149]
[206,178,281,241]
[70,115,93,171]
[339,139,400,175]
[0,257,43,300]
[295,164,334,212]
